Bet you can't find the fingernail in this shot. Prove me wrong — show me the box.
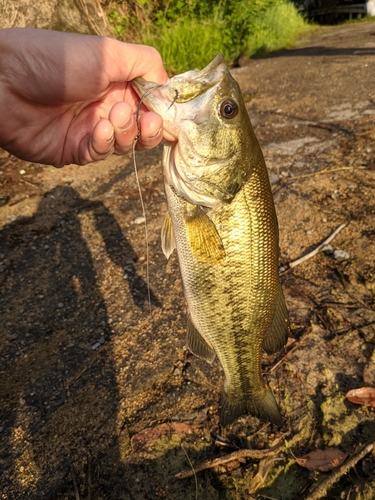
[146,128,162,140]
[118,116,133,132]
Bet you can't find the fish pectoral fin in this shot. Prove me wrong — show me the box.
[263,283,289,354]
[184,206,225,264]
[161,212,176,259]
[186,318,216,364]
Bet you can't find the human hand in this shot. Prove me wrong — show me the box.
[0,28,172,167]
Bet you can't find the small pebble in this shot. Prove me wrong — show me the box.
[322,245,334,255]
[91,342,101,351]
[57,302,64,308]
[306,230,312,235]
[67,342,74,348]
[333,249,350,262]
[99,336,105,344]
[364,147,373,153]
[19,170,26,175]
[134,216,146,225]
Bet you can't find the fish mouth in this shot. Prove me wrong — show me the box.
[131,54,228,139]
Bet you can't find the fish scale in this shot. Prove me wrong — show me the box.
[132,54,289,425]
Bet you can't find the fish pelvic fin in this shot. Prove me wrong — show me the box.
[161,212,176,259]
[219,386,282,427]
[184,205,225,264]
[263,283,289,355]
[187,317,216,363]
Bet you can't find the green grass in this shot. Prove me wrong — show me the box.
[141,1,308,74]
[142,13,236,74]
[107,1,309,74]
[244,2,309,57]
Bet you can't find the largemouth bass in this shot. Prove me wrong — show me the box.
[132,54,289,426]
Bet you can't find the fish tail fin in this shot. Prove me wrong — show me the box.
[219,386,282,427]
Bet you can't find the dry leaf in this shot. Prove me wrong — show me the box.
[345,387,375,407]
[295,448,347,472]
[131,422,193,451]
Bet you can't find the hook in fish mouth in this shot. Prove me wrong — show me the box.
[168,89,179,110]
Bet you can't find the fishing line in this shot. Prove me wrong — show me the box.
[132,84,164,319]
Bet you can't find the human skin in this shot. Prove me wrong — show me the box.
[0,28,173,167]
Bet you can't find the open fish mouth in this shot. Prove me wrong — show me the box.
[132,54,230,140]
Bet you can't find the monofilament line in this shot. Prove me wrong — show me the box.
[181,444,198,500]
[132,84,164,319]
[132,140,152,318]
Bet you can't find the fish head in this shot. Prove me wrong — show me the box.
[132,54,261,207]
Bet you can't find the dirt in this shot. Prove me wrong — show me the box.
[1,21,375,500]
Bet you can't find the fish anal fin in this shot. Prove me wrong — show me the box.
[263,284,289,355]
[187,318,216,364]
[219,386,282,427]
[184,206,225,264]
[161,212,176,259]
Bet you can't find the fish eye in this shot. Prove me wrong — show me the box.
[220,99,238,119]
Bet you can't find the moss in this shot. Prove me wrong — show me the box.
[258,459,306,500]
[320,395,372,448]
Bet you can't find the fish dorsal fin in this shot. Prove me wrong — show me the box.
[263,283,289,354]
[187,317,216,364]
[184,206,225,264]
[161,212,176,259]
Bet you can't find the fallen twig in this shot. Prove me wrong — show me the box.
[305,443,374,500]
[288,223,347,269]
[19,178,40,190]
[175,447,278,479]
[269,342,301,373]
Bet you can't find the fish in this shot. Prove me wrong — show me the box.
[132,54,289,426]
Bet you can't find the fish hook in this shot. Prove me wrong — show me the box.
[168,89,179,110]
